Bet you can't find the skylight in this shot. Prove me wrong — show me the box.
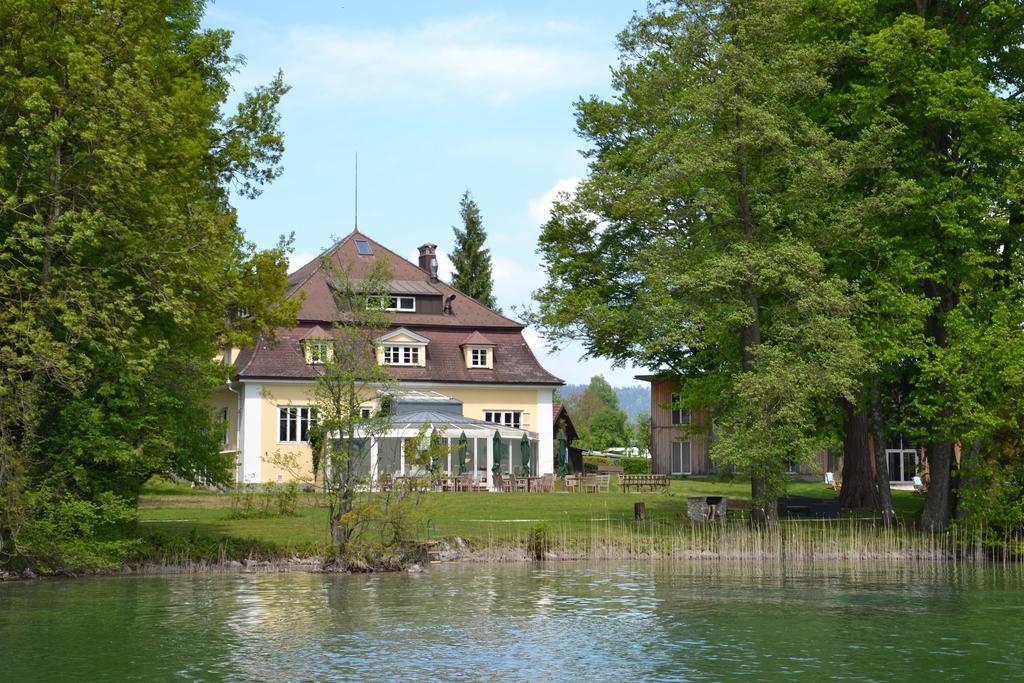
[355,239,373,256]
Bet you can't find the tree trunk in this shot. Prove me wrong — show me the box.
[954,438,980,519]
[870,378,895,526]
[838,398,877,510]
[921,440,954,531]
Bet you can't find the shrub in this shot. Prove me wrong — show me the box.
[526,522,552,560]
[583,455,612,473]
[620,457,651,474]
[229,483,301,520]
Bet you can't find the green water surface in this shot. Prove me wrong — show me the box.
[1,561,1022,681]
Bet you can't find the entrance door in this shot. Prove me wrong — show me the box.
[885,449,919,482]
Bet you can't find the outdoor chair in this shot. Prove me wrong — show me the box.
[540,473,554,493]
[565,475,578,492]
[493,474,505,492]
[582,475,598,493]
[596,474,610,493]
[378,473,393,492]
[824,472,838,491]
[913,476,926,494]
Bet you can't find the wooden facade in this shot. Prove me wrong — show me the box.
[649,379,713,476]
[643,377,834,478]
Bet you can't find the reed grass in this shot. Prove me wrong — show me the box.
[461,517,1021,566]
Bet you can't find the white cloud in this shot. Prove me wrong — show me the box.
[287,250,317,273]
[491,254,546,311]
[522,328,644,386]
[527,176,581,227]
[279,17,605,106]
[406,248,454,281]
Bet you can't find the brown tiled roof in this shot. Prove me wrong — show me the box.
[300,325,332,340]
[285,230,523,329]
[236,325,562,385]
[461,331,496,346]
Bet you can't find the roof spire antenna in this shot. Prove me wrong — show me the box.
[354,152,359,233]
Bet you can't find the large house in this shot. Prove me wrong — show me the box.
[214,230,563,484]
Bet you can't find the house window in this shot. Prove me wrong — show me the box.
[670,393,690,425]
[360,408,372,419]
[671,440,691,475]
[236,308,251,319]
[307,341,330,364]
[470,347,489,367]
[484,411,522,429]
[355,239,373,256]
[219,407,229,446]
[376,296,415,312]
[382,345,420,366]
[279,406,316,443]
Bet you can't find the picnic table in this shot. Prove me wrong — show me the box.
[620,474,669,493]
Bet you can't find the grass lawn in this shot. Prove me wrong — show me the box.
[137,477,926,551]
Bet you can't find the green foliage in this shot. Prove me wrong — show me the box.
[450,190,498,310]
[620,458,650,475]
[582,456,612,474]
[526,522,552,560]
[228,483,300,520]
[566,375,630,450]
[530,0,873,519]
[16,491,141,573]
[953,435,1024,557]
[0,0,295,571]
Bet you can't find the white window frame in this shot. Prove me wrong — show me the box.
[671,440,691,475]
[484,411,522,429]
[670,393,690,426]
[382,345,420,366]
[470,347,489,367]
[306,340,330,364]
[278,406,316,444]
[377,296,415,312]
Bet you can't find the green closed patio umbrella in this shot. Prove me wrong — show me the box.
[491,429,502,478]
[558,428,569,478]
[430,427,444,474]
[520,433,531,477]
[457,431,468,475]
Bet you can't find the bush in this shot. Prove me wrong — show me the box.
[583,456,612,474]
[620,457,651,474]
[526,522,552,560]
[229,483,300,519]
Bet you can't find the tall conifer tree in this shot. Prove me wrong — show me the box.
[450,190,498,310]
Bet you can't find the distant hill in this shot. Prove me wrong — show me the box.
[558,383,651,422]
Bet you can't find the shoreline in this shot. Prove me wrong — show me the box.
[4,540,999,582]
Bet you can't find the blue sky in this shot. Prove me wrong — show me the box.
[205,0,645,386]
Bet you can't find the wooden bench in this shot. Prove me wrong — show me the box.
[597,464,624,475]
[620,474,669,493]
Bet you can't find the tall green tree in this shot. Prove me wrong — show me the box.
[0,0,295,571]
[532,0,879,524]
[450,190,498,309]
[818,1,1024,531]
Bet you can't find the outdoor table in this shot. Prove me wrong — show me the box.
[523,476,541,492]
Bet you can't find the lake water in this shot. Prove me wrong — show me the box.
[1,561,1022,681]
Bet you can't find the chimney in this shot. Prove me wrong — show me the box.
[418,243,438,279]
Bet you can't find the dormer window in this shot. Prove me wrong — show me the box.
[355,239,373,256]
[382,345,420,366]
[382,296,415,312]
[470,347,489,367]
[306,341,331,365]
[461,332,496,369]
[377,328,429,367]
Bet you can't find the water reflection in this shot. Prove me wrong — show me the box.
[1,562,1022,681]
